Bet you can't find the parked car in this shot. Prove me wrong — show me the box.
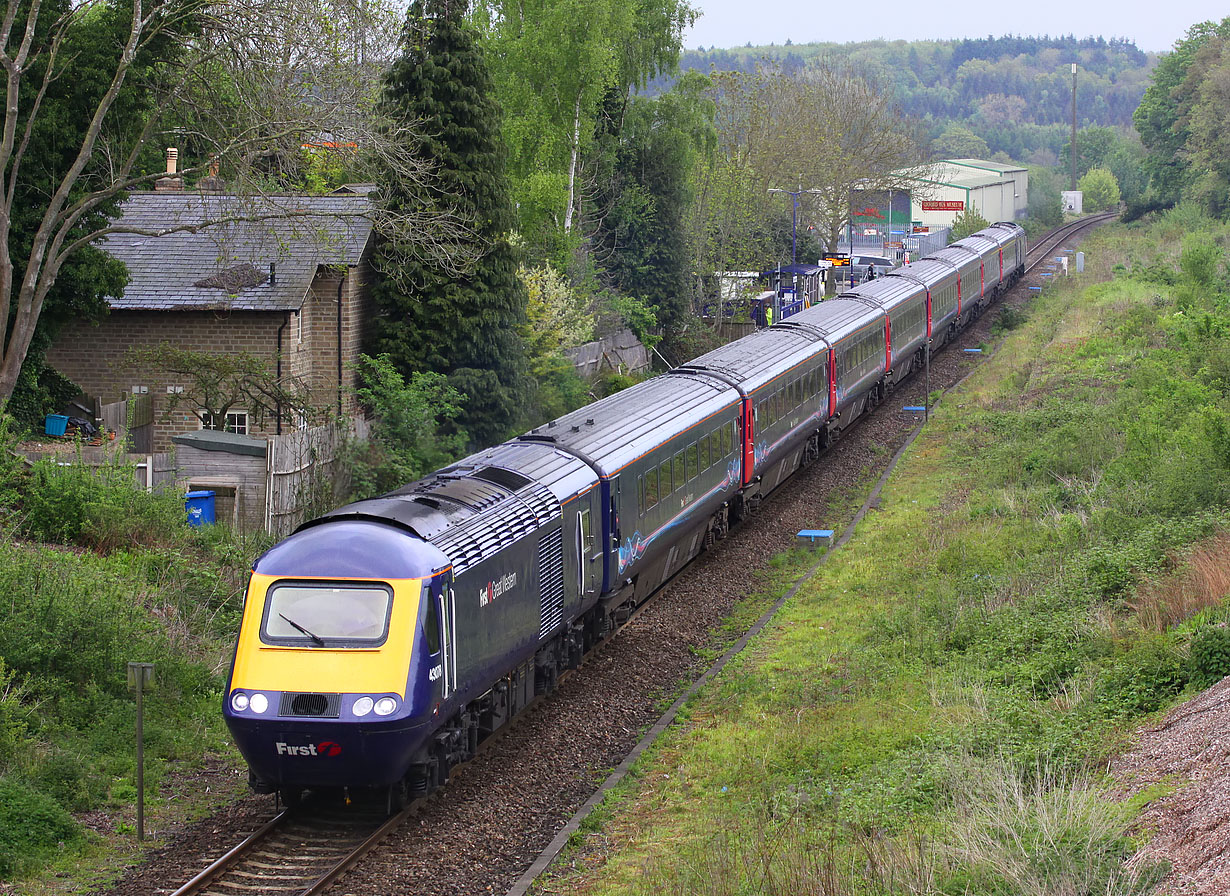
[849,253,895,282]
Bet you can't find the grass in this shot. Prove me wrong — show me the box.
[0,447,263,889]
[534,208,1230,895]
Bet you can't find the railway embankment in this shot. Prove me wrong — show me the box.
[533,207,1230,896]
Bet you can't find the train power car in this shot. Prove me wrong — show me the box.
[224,223,1025,807]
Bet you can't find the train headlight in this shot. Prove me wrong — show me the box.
[249,693,269,714]
[230,692,249,712]
[374,696,397,716]
[353,696,374,717]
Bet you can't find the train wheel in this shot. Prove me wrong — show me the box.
[387,778,410,813]
[279,787,304,809]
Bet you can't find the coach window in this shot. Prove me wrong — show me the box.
[645,467,659,509]
[722,422,733,457]
[700,434,711,471]
[660,458,673,495]
[673,450,685,490]
[687,443,698,480]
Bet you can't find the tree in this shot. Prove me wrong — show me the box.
[368,0,530,449]
[0,0,458,412]
[1079,167,1121,212]
[1135,18,1230,207]
[123,343,326,431]
[472,0,696,265]
[346,354,467,499]
[691,62,929,284]
[949,206,991,241]
[931,124,990,159]
[589,71,716,333]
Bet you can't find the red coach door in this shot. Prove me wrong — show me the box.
[741,398,755,486]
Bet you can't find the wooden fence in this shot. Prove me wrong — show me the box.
[264,422,353,538]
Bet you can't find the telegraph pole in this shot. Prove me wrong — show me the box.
[1070,63,1078,191]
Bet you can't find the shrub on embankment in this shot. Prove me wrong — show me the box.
[561,207,1230,896]
[0,435,257,880]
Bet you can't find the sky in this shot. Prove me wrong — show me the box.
[683,0,1227,54]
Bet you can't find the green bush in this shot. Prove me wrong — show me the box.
[0,777,82,879]
[1096,640,1187,718]
[1188,625,1230,689]
[18,457,186,551]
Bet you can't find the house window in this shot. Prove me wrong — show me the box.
[200,410,249,435]
[295,310,303,346]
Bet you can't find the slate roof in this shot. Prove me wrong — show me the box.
[103,192,375,312]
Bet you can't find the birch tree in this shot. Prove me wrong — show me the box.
[0,0,464,409]
[471,0,695,263]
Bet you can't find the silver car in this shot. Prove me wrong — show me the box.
[850,253,894,282]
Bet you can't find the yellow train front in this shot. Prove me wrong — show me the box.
[224,517,454,799]
[224,445,606,804]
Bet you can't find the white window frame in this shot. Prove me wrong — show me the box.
[199,410,250,435]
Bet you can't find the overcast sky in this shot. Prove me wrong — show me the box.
[683,1,1226,54]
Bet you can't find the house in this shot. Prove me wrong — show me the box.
[46,174,377,452]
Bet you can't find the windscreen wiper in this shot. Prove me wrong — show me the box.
[279,613,325,647]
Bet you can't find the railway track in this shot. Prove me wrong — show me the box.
[1025,211,1117,273]
[162,214,1115,896]
[169,798,403,896]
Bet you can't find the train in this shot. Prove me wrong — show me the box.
[223,222,1027,807]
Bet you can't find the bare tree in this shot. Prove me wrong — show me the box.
[688,60,933,297]
[0,0,472,407]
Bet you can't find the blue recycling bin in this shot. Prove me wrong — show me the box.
[185,490,216,527]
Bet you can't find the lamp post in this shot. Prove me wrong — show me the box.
[769,185,822,265]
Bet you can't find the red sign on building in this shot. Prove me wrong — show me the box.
[921,200,965,211]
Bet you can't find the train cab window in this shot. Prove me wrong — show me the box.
[687,443,698,480]
[423,586,441,654]
[261,582,393,647]
[660,459,673,495]
[700,435,711,471]
[644,468,659,509]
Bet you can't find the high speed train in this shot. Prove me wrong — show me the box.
[223,222,1026,806]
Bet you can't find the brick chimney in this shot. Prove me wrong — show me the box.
[197,158,226,193]
[155,147,183,192]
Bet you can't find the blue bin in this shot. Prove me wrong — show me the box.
[185,490,216,527]
[44,414,68,436]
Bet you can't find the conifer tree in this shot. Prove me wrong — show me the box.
[369,0,529,450]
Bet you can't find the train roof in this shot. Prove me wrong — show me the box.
[924,244,982,272]
[442,440,599,507]
[883,259,957,288]
[675,327,826,394]
[777,298,882,343]
[310,461,563,575]
[949,233,999,259]
[842,276,925,313]
[982,222,1026,246]
[521,372,740,477]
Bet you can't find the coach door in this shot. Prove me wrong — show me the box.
[439,586,457,700]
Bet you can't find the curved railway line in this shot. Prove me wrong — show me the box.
[124,215,1111,896]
